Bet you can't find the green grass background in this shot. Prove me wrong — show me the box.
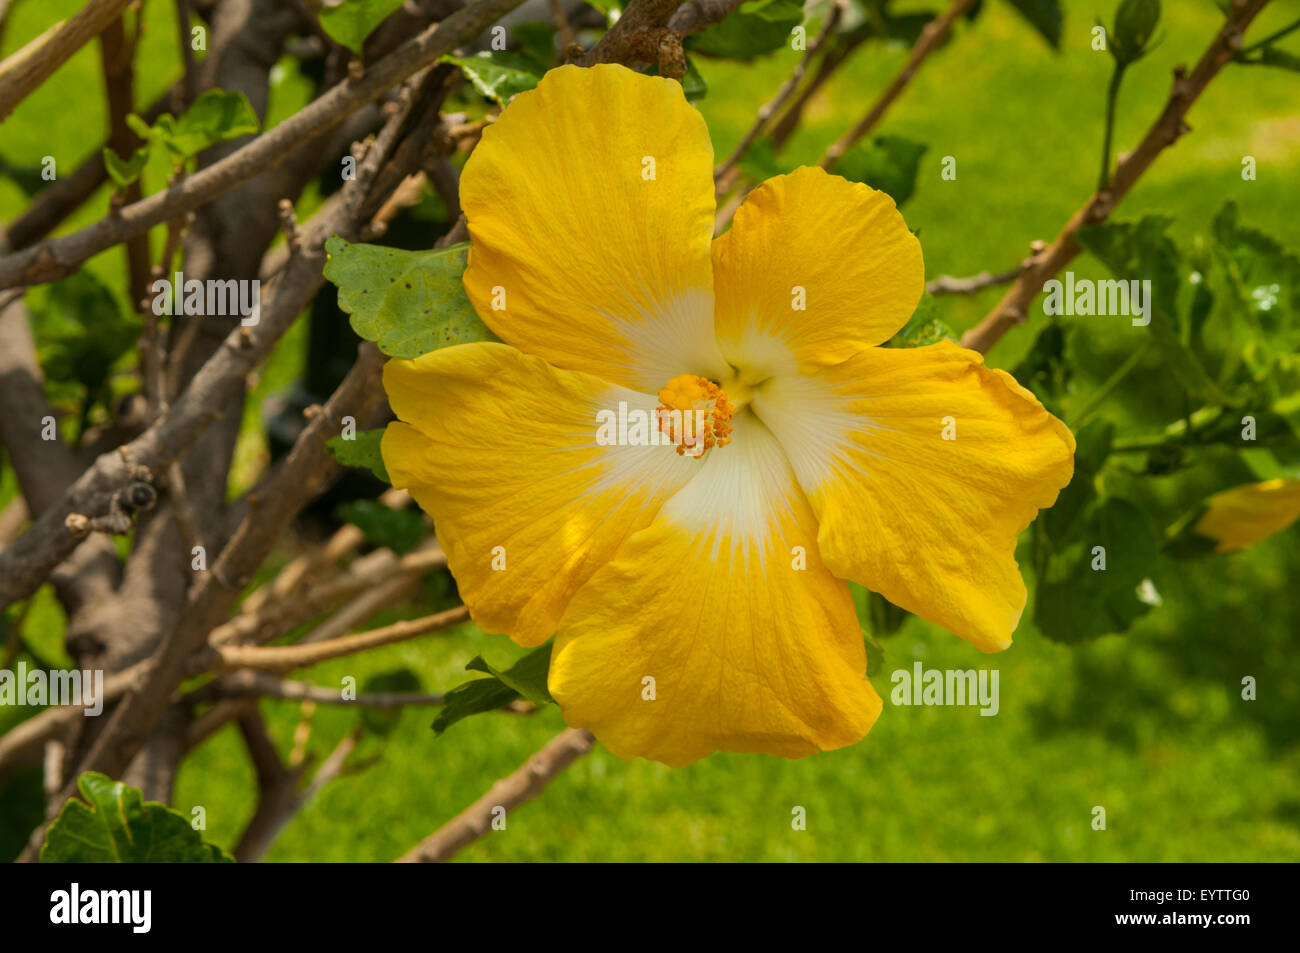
[2,0,1299,861]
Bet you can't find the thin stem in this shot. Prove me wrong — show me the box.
[820,0,978,171]
[1068,340,1151,430]
[1099,62,1126,192]
[714,1,845,184]
[1240,15,1300,55]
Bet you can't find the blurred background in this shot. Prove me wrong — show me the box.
[2,0,1298,860]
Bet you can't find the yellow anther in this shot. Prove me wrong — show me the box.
[655,374,733,458]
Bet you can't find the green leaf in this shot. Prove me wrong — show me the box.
[323,236,497,358]
[358,668,423,735]
[41,773,232,862]
[431,675,520,735]
[687,0,804,58]
[433,644,553,735]
[465,647,553,706]
[1161,500,1220,558]
[1004,0,1062,49]
[150,90,260,163]
[1041,418,1113,548]
[319,0,407,55]
[835,134,928,207]
[102,146,149,190]
[0,768,44,863]
[1077,216,1230,404]
[1208,200,1300,365]
[1033,497,1157,642]
[439,51,545,104]
[735,139,795,183]
[31,272,139,400]
[0,154,51,197]
[335,498,424,553]
[326,427,390,483]
[840,4,942,46]
[1010,322,1070,417]
[125,113,154,141]
[885,292,954,347]
[512,22,559,66]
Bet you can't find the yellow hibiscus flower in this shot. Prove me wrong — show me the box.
[1193,478,1300,553]
[381,64,1075,766]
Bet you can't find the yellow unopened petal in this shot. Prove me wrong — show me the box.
[712,166,923,380]
[549,413,882,767]
[460,64,726,393]
[1194,478,1300,553]
[382,342,700,645]
[751,341,1075,652]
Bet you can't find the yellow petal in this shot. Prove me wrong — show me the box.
[381,342,700,646]
[549,412,882,767]
[712,166,923,380]
[1194,478,1300,553]
[751,341,1075,652]
[460,64,726,393]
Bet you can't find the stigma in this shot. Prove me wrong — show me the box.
[656,374,734,458]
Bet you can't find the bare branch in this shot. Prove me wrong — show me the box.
[0,51,438,609]
[202,606,470,672]
[0,0,134,121]
[200,670,445,708]
[926,262,1027,296]
[1,85,180,251]
[579,0,685,66]
[821,0,977,171]
[961,0,1272,354]
[666,0,744,36]
[0,0,529,291]
[397,729,596,862]
[714,0,844,186]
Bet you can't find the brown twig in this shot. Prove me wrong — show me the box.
[142,209,190,415]
[397,729,596,862]
[768,32,865,150]
[579,0,685,66]
[175,0,198,110]
[714,1,845,187]
[230,486,416,624]
[197,669,446,708]
[0,55,434,610]
[820,0,976,171]
[203,606,470,672]
[0,0,529,291]
[666,0,745,35]
[0,0,134,121]
[926,262,1028,296]
[1,86,180,252]
[960,0,1272,354]
[99,14,151,311]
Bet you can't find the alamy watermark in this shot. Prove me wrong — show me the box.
[890,662,999,716]
[595,401,709,457]
[50,884,150,933]
[0,662,104,715]
[151,271,260,326]
[1043,271,1151,326]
